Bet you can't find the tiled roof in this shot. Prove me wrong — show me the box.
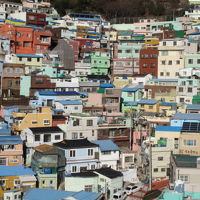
[0,165,35,176]
[155,126,182,132]
[172,113,200,120]
[54,138,99,149]
[29,127,63,134]
[186,104,200,110]
[92,140,120,152]
[138,99,159,105]
[23,188,102,200]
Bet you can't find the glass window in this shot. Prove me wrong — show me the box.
[70,150,76,157]
[188,59,193,64]
[88,149,94,156]
[87,120,93,126]
[158,157,163,161]
[154,168,158,172]
[35,135,40,141]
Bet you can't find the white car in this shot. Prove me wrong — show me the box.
[113,191,127,200]
[125,184,141,195]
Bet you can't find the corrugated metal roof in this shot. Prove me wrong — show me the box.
[186,104,200,110]
[0,135,22,144]
[151,78,178,82]
[155,126,182,132]
[138,99,159,105]
[16,54,43,58]
[57,100,82,105]
[174,154,198,168]
[160,102,176,106]
[99,83,114,88]
[92,140,120,152]
[23,188,102,200]
[38,91,80,96]
[123,101,138,106]
[122,84,144,92]
[0,165,36,176]
[172,113,200,120]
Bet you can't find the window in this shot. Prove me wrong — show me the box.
[161,60,166,65]
[161,168,166,172]
[50,180,53,184]
[143,63,147,68]
[42,180,45,184]
[32,120,37,124]
[180,98,184,103]
[74,106,78,110]
[118,50,122,53]
[176,60,180,65]
[158,157,163,161]
[37,58,40,62]
[85,185,92,192]
[27,57,32,62]
[72,132,78,139]
[70,150,76,157]
[198,59,200,64]
[149,105,153,109]
[180,175,189,182]
[188,59,193,64]
[35,135,40,142]
[91,164,95,170]
[39,17,45,21]
[188,88,193,93]
[126,49,131,53]
[72,166,77,172]
[150,63,155,68]
[29,15,35,20]
[163,42,166,46]
[35,78,43,84]
[154,168,158,172]
[44,120,50,125]
[179,87,183,92]
[24,42,30,47]
[19,57,22,61]
[88,149,94,156]
[0,180,5,186]
[14,180,20,186]
[79,132,83,138]
[161,51,168,56]
[160,72,164,76]
[168,60,172,65]
[184,139,196,146]
[87,120,93,126]
[55,135,60,140]
[188,81,193,85]
[128,92,132,97]
[166,72,170,76]
[125,156,133,162]
[175,72,179,76]
[0,158,7,165]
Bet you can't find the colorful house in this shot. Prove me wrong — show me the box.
[138,99,160,113]
[0,165,36,198]
[0,135,23,166]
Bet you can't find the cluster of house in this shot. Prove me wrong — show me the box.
[1,0,200,199]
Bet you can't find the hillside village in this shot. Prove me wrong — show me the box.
[1,0,200,200]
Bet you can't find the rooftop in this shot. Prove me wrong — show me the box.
[172,113,200,121]
[23,188,102,200]
[38,91,80,96]
[160,102,176,106]
[122,84,144,92]
[16,54,43,58]
[186,104,200,110]
[54,138,99,149]
[69,172,98,177]
[0,165,35,176]
[92,140,120,152]
[95,167,123,179]
[29,127,63,134]
[155,126,182,132]
[56,100,82,105]
[0,135,23,144]
[173,154,199,168]
[138,99,159,105]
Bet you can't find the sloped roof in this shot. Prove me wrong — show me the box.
[54,138,99,149]
[173,154,198,168]
[155,126,182,132]
[138,99,159,105]
[38,91,80,96]
[186,104,200,110]
[92,140,120,152]
[172,113,200,120]
[29,127,63,134]
[95,167,123,179]
[57,100,82,105]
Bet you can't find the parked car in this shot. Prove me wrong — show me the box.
[113,190,127,200]
[125,184,141,195]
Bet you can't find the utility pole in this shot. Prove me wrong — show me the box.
[148,123,152,191]
[129,105,133,150]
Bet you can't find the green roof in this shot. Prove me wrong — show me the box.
[174,154,199,168]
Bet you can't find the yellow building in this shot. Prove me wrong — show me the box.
[5,19,26,26]
[0,165,36,198]
[113,77,133,88]
[12,107,52,135]
[159,102,177,117]
[144,38,159,47]
[138,99,160,113]
[109,31,117,41]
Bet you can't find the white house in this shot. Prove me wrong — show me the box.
[21,126,64,165]
[58,114,98,140]
[92,140,120,170]
[55,100,83,114]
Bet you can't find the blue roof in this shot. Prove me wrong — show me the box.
[16,54,43,58]
[92,140,120,152]
[160,102,176,106]
[138,99,159,105]
[99,83,114,88]
[123,101,138,106]
[0,135,23,144]
[4,106,18,110]
[172,113,200,121]
[8,18,25,23]
[0,165,35,176]
[186,104,200,110]
[155,126,182,132]
[23,188,102,200]
[122,85,144,92]
[38,91,80,96]
[79,92,88,97]
[57,100,82,105]
[77,17,101,22]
